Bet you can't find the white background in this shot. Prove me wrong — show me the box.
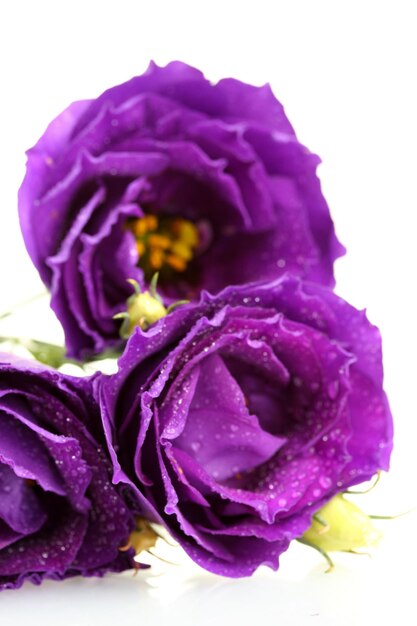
[0,1,416,624]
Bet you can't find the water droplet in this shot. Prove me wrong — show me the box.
[319,476,332,489]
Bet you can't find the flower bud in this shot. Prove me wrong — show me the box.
[119,518,158,555]
[302,494,382,553]
[125,291,167,333]
[114,278,168,338]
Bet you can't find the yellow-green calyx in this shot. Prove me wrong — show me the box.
[119,518,158,556]
[300,493,382,571]
[114,275,187,339]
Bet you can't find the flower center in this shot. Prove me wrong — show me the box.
[129,214,199,281]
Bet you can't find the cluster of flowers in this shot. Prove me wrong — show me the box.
[1,62,392,590]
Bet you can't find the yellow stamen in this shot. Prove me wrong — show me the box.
[148,234,172,250]
[149,248,165,270]
[171,218,184,236]
[145,214,158,231]
[166,254,187,272]
[178,220,199,247]
[128,213,200,279]
[136,241,146,256]
[131,219,149,237]
[170,240,193,261]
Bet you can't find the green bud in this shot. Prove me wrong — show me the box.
[125,290,167,334]
[114,276,189,339]
[114,279,168,339]
[302,494,381,553]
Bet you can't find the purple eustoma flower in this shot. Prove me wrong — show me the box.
[19,61,344,359]
[0,355,136,591]
[97,276,393,577]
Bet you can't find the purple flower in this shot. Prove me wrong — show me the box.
[19,61,344,359]
[97,277,393,577]
[0,355,135,591]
